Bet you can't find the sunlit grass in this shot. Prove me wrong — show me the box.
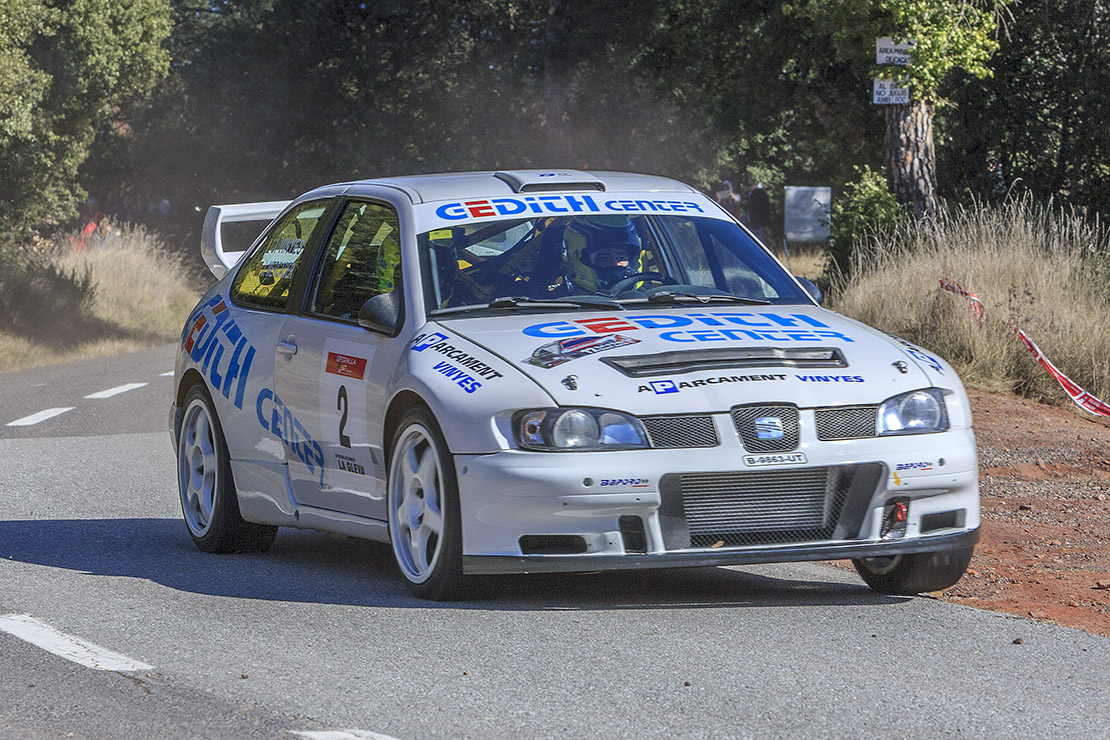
[0,223,205,373]
[828,198,1110,409]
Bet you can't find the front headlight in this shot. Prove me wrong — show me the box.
[877,389,949,435]
[515,408,649,451]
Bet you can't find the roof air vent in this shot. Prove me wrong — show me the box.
[494,170,606,193]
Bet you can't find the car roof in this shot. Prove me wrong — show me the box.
[310,169,699,205]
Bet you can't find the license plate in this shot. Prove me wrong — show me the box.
[743,452,808,467]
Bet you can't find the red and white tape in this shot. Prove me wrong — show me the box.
[939,279,1110,417]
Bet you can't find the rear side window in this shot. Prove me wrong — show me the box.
[308,201,402,321]
[231,200,329,310]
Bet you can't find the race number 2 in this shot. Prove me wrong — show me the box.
[320,339,375,488]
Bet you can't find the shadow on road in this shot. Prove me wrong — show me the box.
[0,517,909,611]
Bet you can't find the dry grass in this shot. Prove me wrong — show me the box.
[829,198,1110,409]
[773,244,827,281]
[0,223,205,373]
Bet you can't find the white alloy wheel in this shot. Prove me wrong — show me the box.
[387,407,465,599]
[179,396,219,538]
[389,423,446,582]
[175,384,277,553]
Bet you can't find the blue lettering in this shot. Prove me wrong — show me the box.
[255,388,274,431]
[435,203,467,220]
[523,321,585,338]
[491,198,527,216]
[627,315,692,330]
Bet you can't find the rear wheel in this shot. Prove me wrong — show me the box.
[387,406,466,600]
[852,546,974,595]
[176,384,277,553]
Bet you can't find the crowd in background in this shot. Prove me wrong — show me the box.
[715,179,771,244]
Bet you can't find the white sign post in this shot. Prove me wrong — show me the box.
[875,37,915,65]
[873,78,910,105]
[873,37,914,105]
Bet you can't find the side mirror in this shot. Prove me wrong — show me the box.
[358,289,403,336]
[795,276,823,304]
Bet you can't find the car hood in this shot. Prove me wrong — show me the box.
[435,304,948,411]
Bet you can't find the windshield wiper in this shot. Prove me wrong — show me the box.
[627,291,771,306]
[429,295,625,317]
[486,295,624,310]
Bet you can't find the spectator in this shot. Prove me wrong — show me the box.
[744,180,770,243]
[715,180,743,220]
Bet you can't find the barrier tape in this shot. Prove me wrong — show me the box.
[939,279,1110,417]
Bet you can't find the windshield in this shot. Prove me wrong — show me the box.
[418,214,809,313]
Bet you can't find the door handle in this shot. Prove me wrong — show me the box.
[277,340,298,356]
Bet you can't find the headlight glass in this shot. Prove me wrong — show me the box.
[877,389,949,435]
[515,408,649,451]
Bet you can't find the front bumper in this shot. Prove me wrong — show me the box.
[454,426,979,575]
[464,527,980,574]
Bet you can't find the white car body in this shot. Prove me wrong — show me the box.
[171,170,978,598]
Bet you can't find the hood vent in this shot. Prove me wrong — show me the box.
[600,347,847,378]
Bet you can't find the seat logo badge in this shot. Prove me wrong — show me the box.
[755,417,784,439]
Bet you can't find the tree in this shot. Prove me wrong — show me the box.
[0,0,171,253]
[790,0,1003,218]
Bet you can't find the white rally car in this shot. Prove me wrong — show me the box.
[171,169,978,600]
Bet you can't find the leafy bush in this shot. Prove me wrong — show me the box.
[0,253,95,332]
[826,166,905,283]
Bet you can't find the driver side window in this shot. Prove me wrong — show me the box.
[231,200,329,310]
[309,201,402,321]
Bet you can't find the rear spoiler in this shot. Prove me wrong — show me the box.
[201,200,291,279]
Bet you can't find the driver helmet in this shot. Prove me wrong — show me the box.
[563,216,642,292]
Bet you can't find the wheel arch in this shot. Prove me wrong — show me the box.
[383,390,433,466]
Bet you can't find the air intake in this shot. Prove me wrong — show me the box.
[494,170,607,193]
[600,347,847,378]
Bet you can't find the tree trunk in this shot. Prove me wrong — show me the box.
[885,99,938,219]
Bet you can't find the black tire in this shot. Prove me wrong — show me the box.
[852,546,974,595]
[176,383,278,554]
[386,406,467,600]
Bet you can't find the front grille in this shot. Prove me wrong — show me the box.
[731,404,799,452]
[815,406,878,440]
[658,464,882,549]
[643,416,718,448]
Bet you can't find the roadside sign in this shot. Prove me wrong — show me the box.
[783,186,831,243]
[876,37,915,65]
[873,78,910,105]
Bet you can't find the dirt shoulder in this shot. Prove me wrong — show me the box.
[933,389,1110,637]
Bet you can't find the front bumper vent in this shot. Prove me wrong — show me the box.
[814,406,879,440]
[658,464,882,549]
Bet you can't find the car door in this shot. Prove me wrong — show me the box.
[273,199,405,520]
[217,199,332,465]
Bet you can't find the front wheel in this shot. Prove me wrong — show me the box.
[176,384,277,553]
[852,546,974,595]
[387,407,467,600]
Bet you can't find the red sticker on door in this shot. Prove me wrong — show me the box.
[325,352,367,380]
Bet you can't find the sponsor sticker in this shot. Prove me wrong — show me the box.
[326,352,367,380]
[895,461,934,472]
[181,295,256,409]
[638,374,786,393]
[744,453,807,467]
[523,312,855,344]
[599,478,650,488]
[524,334,641,368]
[433,195,707,222]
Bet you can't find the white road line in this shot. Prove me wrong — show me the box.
[291,731,403,740]
[0,614,153,672]
[160,371,174,377]
[84,382,148,399]
[6,407,75,427]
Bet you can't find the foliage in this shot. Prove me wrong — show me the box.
[788,0,1003,102]
[826,165,904,281]
[938,0,1110,214]
[0,0,172,254]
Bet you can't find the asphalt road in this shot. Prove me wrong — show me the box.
[1,345,1108,739]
